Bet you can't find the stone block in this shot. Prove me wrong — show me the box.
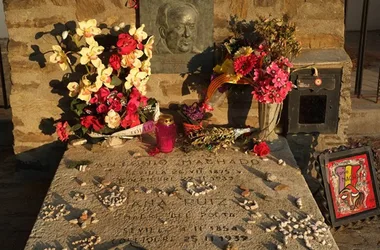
[3,0,46,10]
[254,0,276,7]
[7,40,29,55]
[6,16,67,28]
[75,0,105,20]
[13,130,54,143]
[296,34,344,49]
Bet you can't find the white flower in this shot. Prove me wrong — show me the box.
[105,109,121,129]
[76,19,101,45]
[129,24,148,43]
[62,31,69,40]
[49,45,70,71]
[125,68,148,95]
[67,82,79,97]
[121,49,144,69]
[78,42,104,68]
[96,64,114,89]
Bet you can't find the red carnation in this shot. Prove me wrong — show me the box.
[234,54,257,76]
[117,33,137,55]
[80,116,104,131]
[56,121,70,141]
[109,54,121,71]
[96,104,108,114]
[252,141,270,157]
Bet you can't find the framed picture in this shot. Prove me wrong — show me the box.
[318,146,380,227]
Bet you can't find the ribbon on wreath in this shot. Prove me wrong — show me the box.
[204,73,253,105]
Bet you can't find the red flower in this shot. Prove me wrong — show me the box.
[109,99,122,112]
[96,104,108,114]
[117,33,137,55]
[97,87,110,103]
[120,115,131,128]
[252,141,270,156]
[80,116,103,131]
[129,87,148,107]
[109,54,121,71]
[148,147,160,156]
[56,121,69,141]
[234,54,257,76]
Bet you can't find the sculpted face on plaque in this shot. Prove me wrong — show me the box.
[156,2,199,54]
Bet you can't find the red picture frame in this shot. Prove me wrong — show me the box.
[319,146,380,227]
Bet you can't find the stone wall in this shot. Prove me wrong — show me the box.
[4,0,346,155]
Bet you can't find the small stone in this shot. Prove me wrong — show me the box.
[77,165,87,172]
[146,189,152,194]
[282,161,287,166]
[70,138,87,146]
[69,219,78,224]
[91,219,99,224]
[265,228,271,232]
[101,179,111,186]
[245,228,252,235]
[286,212,291,217]
[262,157,269,161]
[277,244,282,249]
[247,220,256,224]
[265,172,277,182]
[225,242,238,250]
[274,184,289,191]
[277,159,284,165]
[242,190,251,197]
[132,152,141,158]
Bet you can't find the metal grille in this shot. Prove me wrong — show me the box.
[0,45,9,108]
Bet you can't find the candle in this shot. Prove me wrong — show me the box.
[155,114,176,153]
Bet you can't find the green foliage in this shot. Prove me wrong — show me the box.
[70,98,87,116]
[111,76,122,86]
[254,16,301,60]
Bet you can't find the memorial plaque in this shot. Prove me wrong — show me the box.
[140,0,214,73]
[25,140,338,250]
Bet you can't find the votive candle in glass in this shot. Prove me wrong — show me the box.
[155,114,176,153]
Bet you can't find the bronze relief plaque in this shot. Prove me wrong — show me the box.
[140,0,214,73]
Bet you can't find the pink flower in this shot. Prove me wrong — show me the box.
[96,104,108,114]
[56,121,69,141]
[266,62,280,76]
[253,69,263,82]
[278,57,293,68]
[233,54,257,76]
[272,70,288,87]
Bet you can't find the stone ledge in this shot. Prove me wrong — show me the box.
[24,137,338,250]
[292,49,352,67]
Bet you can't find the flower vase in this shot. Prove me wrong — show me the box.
[258,102,283,142]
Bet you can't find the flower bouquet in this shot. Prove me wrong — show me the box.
[177,102,208,136]
[47,19,159,142]
[204,16,301,141]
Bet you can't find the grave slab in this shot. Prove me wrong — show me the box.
[25,138,338,250]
